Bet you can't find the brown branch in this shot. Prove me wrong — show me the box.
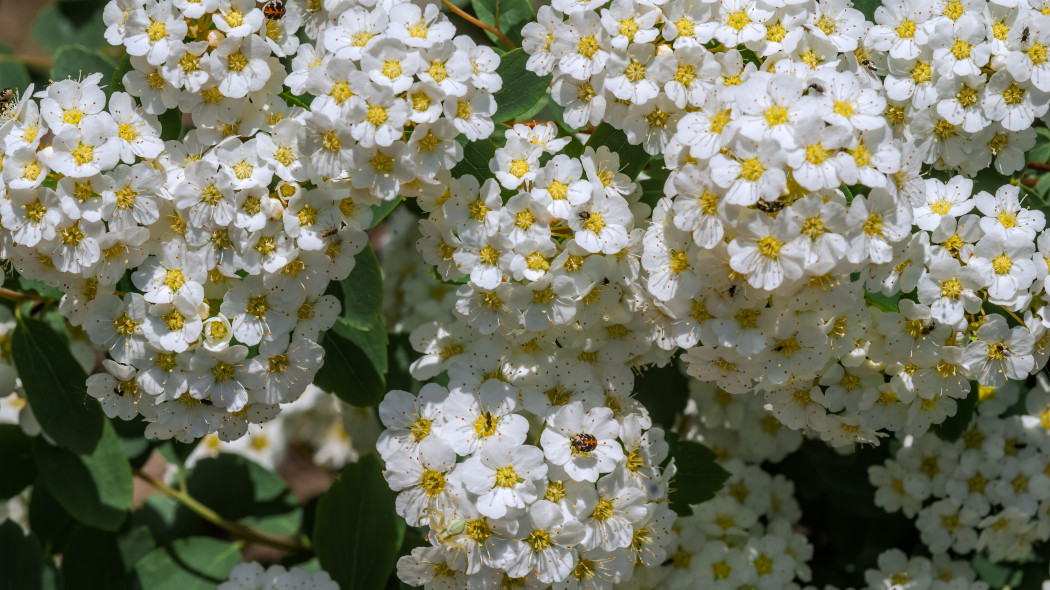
[440,0,516,50]
[1027,161,1050,172]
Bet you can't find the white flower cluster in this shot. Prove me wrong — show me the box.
[219,561,339,590]
[824,548,989,590]
[869,381,1050,562]
[0,0,500,443]
[683,381,804,464]
[622,459,811,590]
[386,386,676,588]
[514,0,1050,447]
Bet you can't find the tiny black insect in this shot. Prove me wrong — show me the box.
[263,0,286,20]
[861,59,878,72]
[807,82,825,94]
[920,320,937,335]
[321,228,339,239]
[992,342,1012,357]
[602,277,610,285]
[727,284,738,298]
[570,433,598,453]
[1022,26,1031,44]
[483,411,494,430]
[578,211,591,221]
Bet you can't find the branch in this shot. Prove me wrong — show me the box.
[0,288,52,304]
[134,468,312,554]
[1027,161,1050,172]
[440,0,516,50]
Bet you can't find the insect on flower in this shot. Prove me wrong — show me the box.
[263,0,286,20]
[0,88,14,117]
[570,432,598,453]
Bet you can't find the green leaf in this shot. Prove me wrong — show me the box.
[50,45,115,87]
[31,4,108,54]
[0,424,35,499]
[0,520,43,590]
[109,55,134,95]
[972,554,1023,588]
[470,0,534,46]
[667,440,730,516]
[11,316,103,454]
[33,419,133,532]
[60,527,129,590]
[932,382,978,442]
[158,109,183,142]
[313,455,405,590]
[16,275,65,301]
[451,136,497,180]
[279,90,313,109]
[29,486,76,552]
[864,289,902,313]
[316,316,388,407]
[340,244,383,330]
[368,196,403,230]
[852,0,879,20]
[134,537,241,590]
[0,43,31,95]
[633,362,689,431]
[491,49,551,123]
[585,123,651,180]
[180,453,302,537]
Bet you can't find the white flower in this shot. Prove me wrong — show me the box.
[540,402,625,482]
[460,442,548,518]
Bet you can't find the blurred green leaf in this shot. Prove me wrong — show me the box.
[313,455,405,590]
[317,315,388,406]
[12,316,102,454]
[491,48,550,123]
[33,419,133,532]
[0,520,43,590]
[340,244,383,330]
[0,43,31,95]
[109,54,133,95]
[668,441,730,516]
[135,537,241,590]
[32,5,108,54]
[0,424,36,499]
[181,453,302,537]
[471,0,534,46]
[50,45,115,86]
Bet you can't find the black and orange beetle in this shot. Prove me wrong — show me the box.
[263,0,286,20]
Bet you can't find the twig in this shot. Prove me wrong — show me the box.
[0,288,52,304]
[440,0,516,50]
[1027,161,1050,172]
[134,468,312,553]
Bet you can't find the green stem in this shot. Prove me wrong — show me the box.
[135,469,312,553]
